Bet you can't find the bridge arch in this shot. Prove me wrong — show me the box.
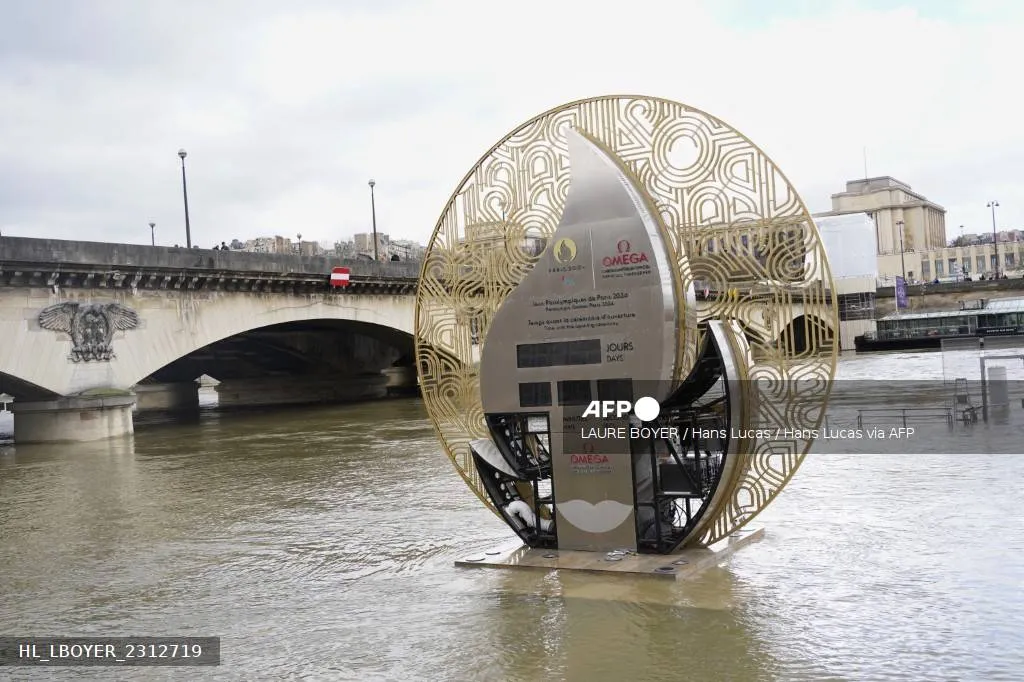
[0,372,61,402]
[138,318,414,385]
[733,319,767,347]
[779,314,834,356]
[3,291,414,399]
[123,295,413,391]
[134,317,417,410]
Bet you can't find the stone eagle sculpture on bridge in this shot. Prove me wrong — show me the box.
[38,302,140,362]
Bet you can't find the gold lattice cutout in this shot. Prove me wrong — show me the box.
[414,95,838,546]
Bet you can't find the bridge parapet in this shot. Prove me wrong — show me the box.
[0,237,420,294]
[876,277,1024,299]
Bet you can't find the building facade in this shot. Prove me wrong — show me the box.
[815,176,947,257]
[296,240,325,257]
[354,232,390,260]
[242,237,275,253]
[242,236,294,254]
[877,242,1023,284]
[390,239,425,261]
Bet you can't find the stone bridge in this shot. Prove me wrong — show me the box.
[0,237,836,443]
[692,286,829,354]
[0,237,420,443]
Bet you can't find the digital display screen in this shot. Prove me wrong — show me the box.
[557,380,592,406]
[518,382,552,407]
[597,378,633,403]
[516,339,602,368]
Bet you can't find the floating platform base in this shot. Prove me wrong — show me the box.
[456,526,765,580]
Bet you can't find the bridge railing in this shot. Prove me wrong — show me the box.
[0,237,422,280]
[856,407,953,428]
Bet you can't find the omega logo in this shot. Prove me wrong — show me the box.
[603,238,647,267]
[603,251,649,267]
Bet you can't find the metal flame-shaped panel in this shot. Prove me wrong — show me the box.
[476,128,682,551]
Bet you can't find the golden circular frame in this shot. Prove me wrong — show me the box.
[414,95,838,545]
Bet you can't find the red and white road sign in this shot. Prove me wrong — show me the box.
[330,267,351,287]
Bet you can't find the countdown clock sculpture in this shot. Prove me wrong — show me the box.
[415,95,837,554]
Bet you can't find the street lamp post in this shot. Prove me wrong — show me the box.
[178,149,192,249]
[987,200,1000,278]
[368,179,379,261]
[896,219,907,282]
[149,222,155,246]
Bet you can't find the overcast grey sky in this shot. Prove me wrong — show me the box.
[1,0,1021,248]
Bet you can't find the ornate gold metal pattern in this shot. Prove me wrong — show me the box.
[414,95,838,547]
